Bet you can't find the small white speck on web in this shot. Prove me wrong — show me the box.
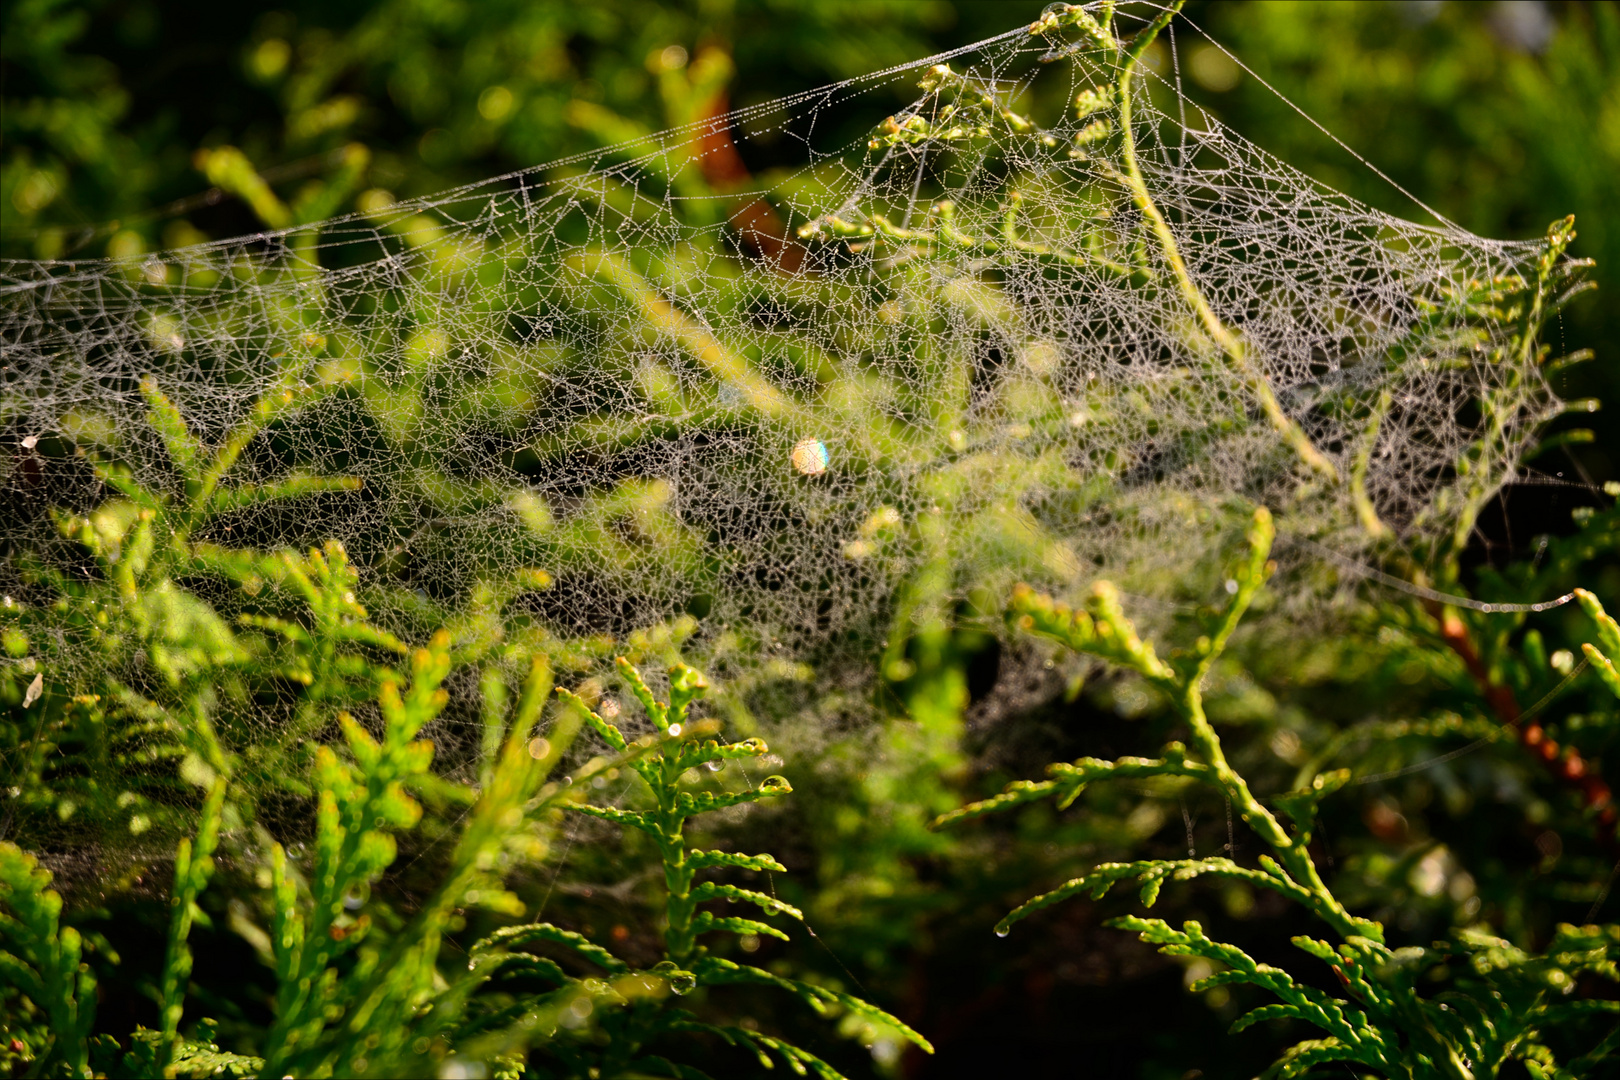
[791,438,829,476]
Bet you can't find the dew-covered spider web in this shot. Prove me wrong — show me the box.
[0,4,1585,872]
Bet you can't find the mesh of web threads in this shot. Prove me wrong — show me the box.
[0,7,1574,822]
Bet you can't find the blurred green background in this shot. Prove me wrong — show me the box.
[4,2,1619,1076]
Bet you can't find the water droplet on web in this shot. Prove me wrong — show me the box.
[527,737,551,759]
[1224,579,1239,595]
[705,759,723,771]
[790,438,829,476]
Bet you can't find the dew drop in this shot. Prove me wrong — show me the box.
[705,759,723,771]
[527,737,551,759]
[667,723,683,737]
[995,926,1010,938]
[1224,578,1239,595]
[790,438,829,476]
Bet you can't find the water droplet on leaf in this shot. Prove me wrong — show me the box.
[652,960,697,995]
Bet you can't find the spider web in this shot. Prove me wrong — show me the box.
[0,5,1576,868]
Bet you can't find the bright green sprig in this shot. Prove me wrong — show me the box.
[259,632,451,1077]
[133,360,354,543]
[482,657,932,1077]
[142,1019,263,1079]
[562,659,794,965]
[317,655,581,1077]
[242,643,582,1079]
[0,843,96,1078]
[863,63,1047,151]
[1575,588,1620,700]
[1113,917,1401,1075]
[997,857,1319,938]
[935,747,1214,830]
[797,197,1135,277]
[972,507,1375,941]
[155,777,228,1073]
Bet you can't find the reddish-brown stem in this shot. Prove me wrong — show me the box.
[1432,605,1617,847]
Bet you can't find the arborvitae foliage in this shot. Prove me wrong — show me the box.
[0,844,97,1078]
[1,655,926,1078]
[1,634,589,1078]
[1,5,1614,1078]
[486,658,933,1078]
[937,509,1620,1077]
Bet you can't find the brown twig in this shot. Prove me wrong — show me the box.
[1431,604,1618,849]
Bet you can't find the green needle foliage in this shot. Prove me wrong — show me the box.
[1,630,592,1078]
[937,508,1620,1077]
[153,778,227,1075]
[0,844,96,1078]
[477,657,933,1079]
